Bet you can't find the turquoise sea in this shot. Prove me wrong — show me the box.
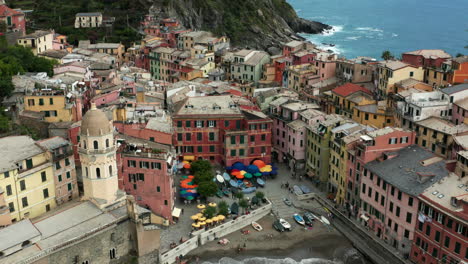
[288,0,468,59]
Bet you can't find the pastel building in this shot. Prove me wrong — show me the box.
[402,49,451,68]
[37,137,79,205]
[347,127,415,209]
[450,56,468,84]
[329,83,374,118]
[24,89,77,123]
[361,145,448,254]
[453,96,468,125]
[0,136,56,224]
[410,150,468,264]
[0,3,26,34]
[230,49,270,85]
[17,30,54,55]
[336,57,375,84]
[376,60,424,98]
[117,138,174,221]
[74,12,102,28]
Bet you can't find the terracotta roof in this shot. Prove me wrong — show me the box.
[332,83,372,97]
[0,5,24,17]
[403,49,451,59]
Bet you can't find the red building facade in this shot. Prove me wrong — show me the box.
[0,4,26,34]
[172,96,272,166]
[402,50,451,68]
[117,142,174,221]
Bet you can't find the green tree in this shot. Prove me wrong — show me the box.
[0,21,6,33]
[235,192,244,201]
[381,50,394,61]
[190,160,212,174]
[239,199,249,214]
[255,191,265,200]
[204,206,217,218]
[0,108,10,133]
[217,201,229,216]
[198,181,218,198]
[456,53,465,58]
[194,170,213,184]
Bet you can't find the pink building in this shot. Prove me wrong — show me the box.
[37,137,79,205]
[114,119,173,146]
[360,145,449,255]
[0,3,26,34]
[453,97,468,125]
[348,128,415,209]
[292,51,316,66]
[308,52,337,85]
[270,99,321,167]
[117,139,174,221]
[91,89,120,107]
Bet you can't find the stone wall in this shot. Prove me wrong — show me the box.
[159,202,272,264]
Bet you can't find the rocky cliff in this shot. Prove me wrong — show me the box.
[145,0,330,51]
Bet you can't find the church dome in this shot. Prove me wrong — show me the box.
[80,103,113,136]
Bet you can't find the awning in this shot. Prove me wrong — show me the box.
[360,214,370,222]
[172,207,181,218]
[184,156,195,161]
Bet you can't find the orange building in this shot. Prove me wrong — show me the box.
[450,56,468,84]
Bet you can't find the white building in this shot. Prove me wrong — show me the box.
[75,12,102,28]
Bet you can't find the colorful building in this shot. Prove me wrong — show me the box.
[329,83,374,118]
[0,136,56,224]
[450,56,468,84]
[336,57,375,84]
[74,12,103,28]
[0,3,26,34]
[353,102,395,129]
[230,49,271,85]
[410,151,468,264]
[17,30,54,55]
[24,89,77,123]
[453,97,468,125]
[402,49,451,68]
[361,145,448,254]
[37,137,79,205]
[347,127,415,210]
[172,95,272,166]
[117,138,174,221]
[376,60,424,98]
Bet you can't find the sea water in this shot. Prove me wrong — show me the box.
[288,0,467,59]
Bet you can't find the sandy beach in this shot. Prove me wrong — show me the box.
[186,214,364,263]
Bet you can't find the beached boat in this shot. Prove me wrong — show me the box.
[216,190,223,198]
[321,216,331,225]
[216,174,224,183]
[222,187,231,197]
[243,180,253,188]
[300,185,311,194]
[223,172,231,181]
[279,218,291,231]
[242,187,256,194]
[252,221,263,231]
[229,179,238,188]
[293,213,306,226]
[293,185,303,195]
[256,178,265,187]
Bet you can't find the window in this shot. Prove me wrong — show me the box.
[408,197,413,206]
[22,197,28,208]
[396,206,400,217]
[196,121,203,128]
[20,180,26,191]
[240,135,245,144]
[39,98,44,105]
[65,158,70,166]
[239,149,245,156]
[26,159,33,169]
[406,212,412,223]
[198,133,203,141]
[67,183,72,191]
[230,149,236,156]
[177,133,182,141]
[444,236,450,248]
[224,120,230,127]
[157,186,160,192]
[197,146,203,153]
[93,140,98,149]
[432,248,438,258]
[389,202,394,212]
[447,218,453,228]
[128,160,136,167]
[186,133,191,141]
[4,171,9,178]
[43,188,49,199]
[404,229,410,239]
[454,242,461,254]
[208,120,215,127]
[231,136,236,144]
[186,120,191,127]
[8,202,14,212]
[6,185,12,196]
[96,168,101,178]
[209,146,215,153]
[397,191,402,200]
[109,248,116,259]
[394,223,398,232]
[435,231,440,242]
[177,121,182,127]
[391,186,395,196]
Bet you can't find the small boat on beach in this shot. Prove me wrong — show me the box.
[256,178,265,187]
[300,185,311,194]
[293,185,303,196]
[216,189,223,198]
[222,187,231,197]
[252,221,263,231]
[216,174,224,183]
[279,218,291,231]
[242,187,256,194]
[321,216,331,225]
[293,213,306,226]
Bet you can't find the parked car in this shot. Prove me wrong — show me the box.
[283,197,292,206]
[273,219,286,232]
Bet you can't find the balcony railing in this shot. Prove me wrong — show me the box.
[78,146,116,155]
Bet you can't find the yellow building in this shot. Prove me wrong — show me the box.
[287,64,316,92]
[24,91,73,123]
[17,30,54,55]
[424,68,451,88]
[353,101,394,128]
[376,60,424,98]
[330,90,375,118]
[0,136,56,224]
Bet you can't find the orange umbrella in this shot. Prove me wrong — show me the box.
[253,160,266,168]
[235,174,244,179]
[188,175,195,179]
[183,163,191,169]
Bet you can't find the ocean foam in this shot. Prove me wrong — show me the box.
[321,25,344,36]
[355,27,383,32]
[345,36,361,40]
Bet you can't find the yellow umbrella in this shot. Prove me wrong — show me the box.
[212,216,219,222]
[191,215,198,220]
[192,223,200,228]
[199,216,206,221]
[206,219,213,224]
[196,213,203,218]
[217,215,225,220]
[208,202,217,207]
[198,221,206,226]
[197,204,206,209]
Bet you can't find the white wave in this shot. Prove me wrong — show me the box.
[295,9,302,13]
[345,36,361,40]
[391,33,398,37]
[202,257,341,264]
[355,27,383,32]
[321,25,344,36]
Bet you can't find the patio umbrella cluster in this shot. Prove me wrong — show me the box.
[180,175,198,200]
[191,204,226,230]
